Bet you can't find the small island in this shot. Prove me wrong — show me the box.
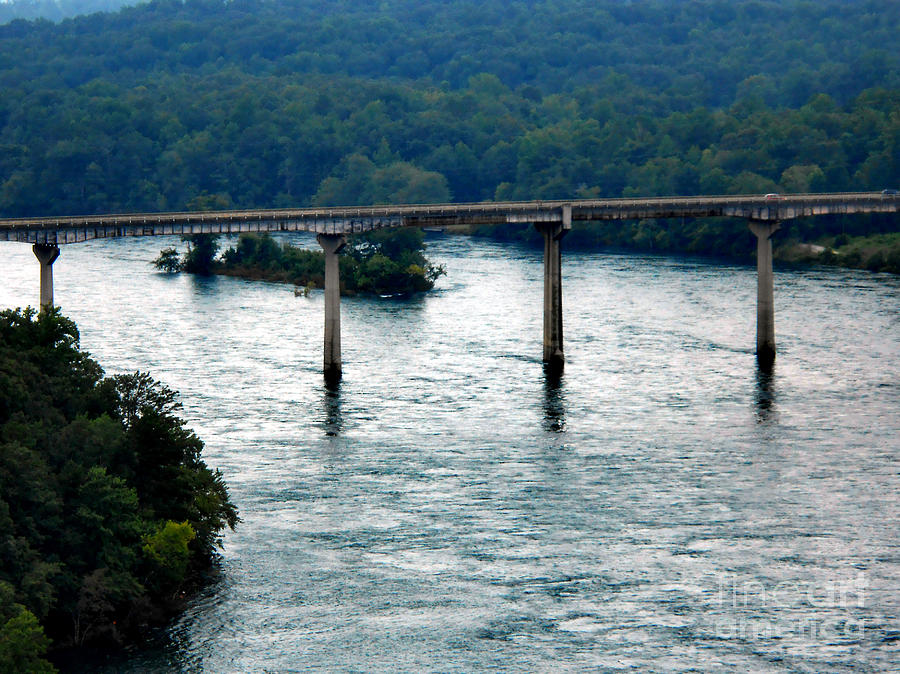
[155,229,446,296]
[0,308,238,672]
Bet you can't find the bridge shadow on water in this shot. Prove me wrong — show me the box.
[542,364,567,433]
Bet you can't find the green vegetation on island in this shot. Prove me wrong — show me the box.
[0,308,238,669]
[156,229,447,296]
[775,232,900,274]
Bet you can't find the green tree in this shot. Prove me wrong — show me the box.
[311,153,377,207]
[780,164,827,193]
[153,247,182,272]
[112,371,181,431]
[0,583,55,673]
[0,608,56,673]
[344,228,446,294]
[368,162,451,205]
[182,235,219,275]
[313,157,450,207]
[142,521,196,590]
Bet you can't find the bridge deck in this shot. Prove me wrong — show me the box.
[0,192,897,244]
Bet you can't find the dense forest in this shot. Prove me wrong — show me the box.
[0,308,238,669]
[0,0,898,255]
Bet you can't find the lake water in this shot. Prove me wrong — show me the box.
[2,233,898,672]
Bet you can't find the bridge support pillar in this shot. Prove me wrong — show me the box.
[317,233,347,380]
[535,206,571,370]
[748,220,781,369]
[33,244,60,311]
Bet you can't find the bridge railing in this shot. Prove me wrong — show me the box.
[0,192,896,245]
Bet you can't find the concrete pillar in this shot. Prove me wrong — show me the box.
[317,233,346,379]
[535,206,570,369]
[748,221,781,369]
[33,244,60,310]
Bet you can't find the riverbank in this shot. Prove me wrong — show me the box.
[776,232,900,273]
[468,220,900,274]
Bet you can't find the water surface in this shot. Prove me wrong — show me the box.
[2,234,898,672]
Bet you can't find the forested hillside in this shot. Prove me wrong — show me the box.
[0,0,898,261]
[3,0,898,104]
[0,0,134,24]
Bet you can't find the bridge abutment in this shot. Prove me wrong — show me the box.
[317,233,347,380]
[535,205,571,370]
[748,220,781,369]
[33,243,60,310]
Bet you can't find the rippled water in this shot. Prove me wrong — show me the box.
[2,234,899,672]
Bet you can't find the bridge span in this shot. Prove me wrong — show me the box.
[2,192,897,376]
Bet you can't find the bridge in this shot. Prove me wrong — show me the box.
[2,192,898,376]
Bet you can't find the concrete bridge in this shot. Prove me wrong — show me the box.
[2,192,897,376]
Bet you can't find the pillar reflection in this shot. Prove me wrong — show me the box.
[755,366,777,423]
[542,364,567,433]
[322,378,343,436]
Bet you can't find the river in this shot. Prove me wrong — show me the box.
[2,233,898,672]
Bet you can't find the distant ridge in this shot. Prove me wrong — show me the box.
[0,0,140,24]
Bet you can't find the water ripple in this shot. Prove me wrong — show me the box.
[1,235,897,672]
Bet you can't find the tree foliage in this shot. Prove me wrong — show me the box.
[1,0,897,105]
[343,228,446,295]
[182,234,219,275]
[213,229,446,295]
[0,308,238,654]
[153,247,181,272]
[0,1,898,218]
[0,582,54,673]
[142,521,196,590]
[0,0,897,267]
